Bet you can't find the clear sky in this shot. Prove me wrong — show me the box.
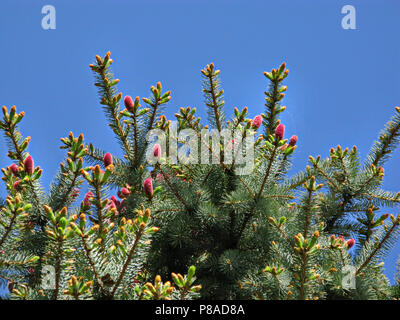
[0,0,399,284]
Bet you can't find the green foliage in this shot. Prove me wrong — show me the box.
[0,52,399,300]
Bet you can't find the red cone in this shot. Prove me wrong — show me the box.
[144,177,153,198]
[83,192,94,207]
[346,238,355,249]
[252,115,262,129]
[124,96,134,112]
[9,164,19,176]
[275,124,285,141]
[289,135,298,147]
[24,156,34,175]
[153,144,161,158]
[103,153,113,167]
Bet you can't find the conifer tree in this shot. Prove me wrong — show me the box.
[144,62,400,300]
[0,52,200,300]
[1,51,399,300]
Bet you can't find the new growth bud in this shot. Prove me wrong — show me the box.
[124,95,134,112]
[275,124,285,141]
[346,238,355,249]
[252,115,263,129]
[9,164,19,176]
[144,177,153,198]
[24,155,34,175]
[103,153,113,167]
[289,135,298,147]
[153,144,161,158]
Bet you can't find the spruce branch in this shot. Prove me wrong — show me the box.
[173,108,254,196]
[309,155,342,193]
[42,205,75,300]
[110,208,158,298]
[157,165,190,212]
[49,132,86,211]
[263,63,289,137]
[237,134,283,239]
[90,52,131,156]
[0,194,31,248]
[80,232,105,293]
[201,63,225,132]
[356,214,400,276]
[366,106,400,168]
[0,106,46,226]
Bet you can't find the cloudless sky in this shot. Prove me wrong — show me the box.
[0,0,399,285]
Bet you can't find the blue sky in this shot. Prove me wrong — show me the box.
[0,0,399,284]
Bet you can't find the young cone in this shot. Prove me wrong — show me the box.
[24,155,34,175]
[144,177,153,198]
[124,96,134,112]
[289,135,298,146]
[104,153,113,167]
[275,124,285,141]
[252,115,263,130]
[9,163,19,176]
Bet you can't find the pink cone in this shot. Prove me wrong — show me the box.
[110,195,120,207]
[108,199,119,215]
[14,180,21,190]
[144,177,153,198]
[275,124,285,140]
[252,115,263,129]
[103,153,113,167]
[153,144,161,158]
[24,155,34,175]
[83,191,94,207]
[346,238,355,249]
[289,135,298,147]
[9,164,19,176]
[109,199,117,209]
[72,188,79,199]
[120,188,131,197]
[124,95,134,112]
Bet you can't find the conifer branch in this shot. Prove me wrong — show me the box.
[311,161,342,193]
[298,253,308,300]
[50,133,86,211]
[0,106,45,226]
[366,106,400,167]
[263,63,289,136]
[90,52,131,156]
[174,109,254,196]
[158,166,190,212]
[201,63,225,132]
[80,236,105,293]
[356,216,400,275]
[257,143,279,200]
[237,140,281,242]
[53,236,64,300]
[303,189,313,239]
[360,192,400,203]
[110,221,146,297]
[0,206,19,248]
[268,219,294,247]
